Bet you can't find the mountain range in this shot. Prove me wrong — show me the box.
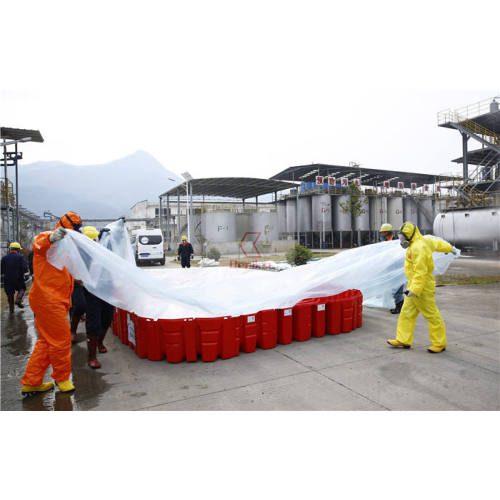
[18,151,183,218]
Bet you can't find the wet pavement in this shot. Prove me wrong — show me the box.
[1,256,499,411]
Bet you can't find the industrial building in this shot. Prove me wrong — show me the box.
[157,170,458,255]
[434,95,500,250]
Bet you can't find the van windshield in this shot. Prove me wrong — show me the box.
[138,235,162,245]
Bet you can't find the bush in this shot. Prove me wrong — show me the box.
[207,247,221,261]
[286,244,312,266]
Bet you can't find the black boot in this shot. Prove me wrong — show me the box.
[390,301,404,314]
[70,314,81,344]
[7,294,15,313]
[97,330,107,353]
[15,289,25,308]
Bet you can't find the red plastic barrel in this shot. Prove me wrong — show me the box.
[131,315,149,359]
[278,308,293,344]
[221,316,239,359]
[340,291,354,333]
[158,318,187,363]
[292,302,312,341]
[326,295,341,335]
[195,317,223,362]
[312,300,327,337]
[258,309,278,349]
[356,290,363,328]
[239,314,258,353]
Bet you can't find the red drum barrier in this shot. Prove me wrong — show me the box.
[110,290,363,363]
[292,302,312,342]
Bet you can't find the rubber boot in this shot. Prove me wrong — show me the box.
[87,335,101,369]
[21,382,54,396]
[56,380,75,392]
[427,345,446,353]
[387,339,411,348]
[7,295,15,313]
[97,330,107,353]
[390,301,404,314]
[70,314,81,344]
[15,289,25,308]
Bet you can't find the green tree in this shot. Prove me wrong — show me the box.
[286,244,312,266]
[339,181,367,218]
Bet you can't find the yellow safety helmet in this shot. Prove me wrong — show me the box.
[82,226,99,241]
[379,223,393,232]
[9,241,22,250]
[181,235,187,241]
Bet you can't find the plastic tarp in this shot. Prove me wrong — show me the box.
[47,223,459,320]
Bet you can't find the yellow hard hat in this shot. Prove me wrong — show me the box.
[9,241,22,250]
[379,223,393,232]
[82,226,99,241]
[181,235,187,241]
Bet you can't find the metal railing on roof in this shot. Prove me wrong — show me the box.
[437,95,500,125]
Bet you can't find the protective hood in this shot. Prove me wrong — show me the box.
[400,221,422,245]
[56,212,82,231]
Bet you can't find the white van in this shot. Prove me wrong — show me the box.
[131,229,165,266]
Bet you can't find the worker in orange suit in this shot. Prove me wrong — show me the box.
[21,212,82,396]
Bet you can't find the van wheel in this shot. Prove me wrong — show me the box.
[160,259,165,266]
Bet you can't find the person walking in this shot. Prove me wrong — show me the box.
[1,242,29,313]
[379,223,405,314]
[81,225,115,369]
[177,235,194,269]
[387,221,456,354]
[21,211,82,396]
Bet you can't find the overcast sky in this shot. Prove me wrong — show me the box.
[2,0,498,180]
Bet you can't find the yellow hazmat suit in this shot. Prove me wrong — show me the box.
[394,222,453,350]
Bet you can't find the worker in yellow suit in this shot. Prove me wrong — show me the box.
[387,222,456,353]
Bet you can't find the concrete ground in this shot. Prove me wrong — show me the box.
[1,257,499,411]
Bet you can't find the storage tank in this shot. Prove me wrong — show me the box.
[333,195,352,231]
[353,197,369,231]
[403,197,418,225]
[297,197,312,232]
[418,197,435,234]
[201,212,237,242]
[236,213,252,239]
[312,194,332,231]
[277,201,286,235]
[369,196,388,231]
[250,212,279,241]
[433,208,500,249]
[285,199,297,233]
[387,197,404,229]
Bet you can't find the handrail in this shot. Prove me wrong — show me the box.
[437,95,499,125]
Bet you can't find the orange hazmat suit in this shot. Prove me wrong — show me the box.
[21,212,82,386]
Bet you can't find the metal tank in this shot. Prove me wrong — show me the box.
[417,197,435,234]
[387,197,404,230]
[285,199,296,233]
[235,213,252,239]
[277,201,287,235]
[353,197,369,231]
[312,194,332,231]
[403,197,418,225]
[433,208,500,249]
[250,212,279,241]
[333,195,352,231]
[201,212,236,243]
[297,196,312,232]
[369,196,388,231]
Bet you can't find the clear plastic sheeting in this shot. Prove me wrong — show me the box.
[47,229,459,320]
[98,218,136,264]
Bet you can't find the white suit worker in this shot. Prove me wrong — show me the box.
[387,221,456,353]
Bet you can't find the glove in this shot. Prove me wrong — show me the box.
[451,247,458,255]
[404,290,418,298]
[98,228,110,240]
[177,256,180,261]
[49,227,67,242]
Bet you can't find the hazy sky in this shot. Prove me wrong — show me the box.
[2,0,498,180]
